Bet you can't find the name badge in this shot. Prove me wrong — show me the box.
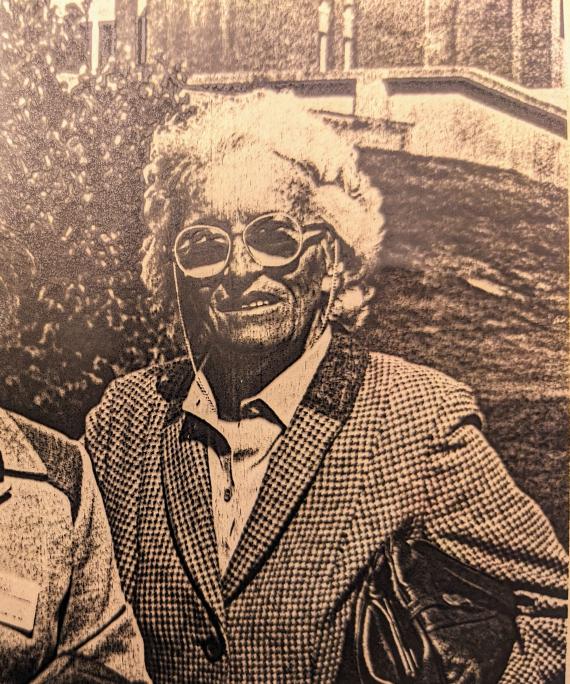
[0,572,40,635]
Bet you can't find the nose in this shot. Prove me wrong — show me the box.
[223,231,263,289]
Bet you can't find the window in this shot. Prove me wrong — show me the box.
[318,0,331,73]
[98,21,116,68]
[343,2,355,70]
[137,12,147,65]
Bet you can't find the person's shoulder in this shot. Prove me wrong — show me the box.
[365,351,475,412]
[88,357,193,422]
[9,412,85,522]
[370,351,470,391]
[102,356,194,403]
[86,356,194,441]
[361,351,483,440]
[11,411,82,467]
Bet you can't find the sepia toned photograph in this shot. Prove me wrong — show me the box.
[0,1,567,682]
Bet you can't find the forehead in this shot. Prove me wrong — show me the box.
[192,146,312,223]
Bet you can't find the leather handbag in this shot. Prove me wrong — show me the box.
[338,536,518,684]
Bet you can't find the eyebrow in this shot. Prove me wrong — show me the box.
[182,212,278,232]
[181,212,329,234]
[183,215,229,228]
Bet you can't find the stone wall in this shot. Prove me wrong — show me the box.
[137,0,562,86]
[182,68,567,187]
[147,0,223,72]
[229,0,319,72]
[388,90,567,186]
[355,0,425,68]
[351,72,567,187]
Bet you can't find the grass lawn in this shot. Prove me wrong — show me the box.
[357,148,568,545]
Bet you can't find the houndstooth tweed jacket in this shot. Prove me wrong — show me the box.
[84,334,567,683]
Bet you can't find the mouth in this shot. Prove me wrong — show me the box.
[215,291,283,313]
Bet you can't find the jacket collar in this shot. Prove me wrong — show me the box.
[154,359,227,640]
[160,414,227,646]
[155,332,369,619]
[0,409,46,478]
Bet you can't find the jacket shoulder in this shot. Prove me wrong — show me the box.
[364,352,471,394]
[369,352,472,394]
[364,352,479,425]
[100,356,194,409]
[10,412,84,522]
[84,358,194,476]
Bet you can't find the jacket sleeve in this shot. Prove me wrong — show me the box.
[423,388,567,684]
[31,446,150,684]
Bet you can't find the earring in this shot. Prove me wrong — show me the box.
[321,274,333,293]
[321,261,336,292]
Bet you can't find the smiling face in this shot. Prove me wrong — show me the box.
[175,148,333,358]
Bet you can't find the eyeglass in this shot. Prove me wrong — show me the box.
[173,212,327,279]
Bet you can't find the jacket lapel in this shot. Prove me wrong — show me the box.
[222,334,369,603]
[0,410,47,477]
[155,360,226,631]
[161,417,226,627]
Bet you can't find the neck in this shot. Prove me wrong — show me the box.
[195,308,328,419]
[203,337,307,420]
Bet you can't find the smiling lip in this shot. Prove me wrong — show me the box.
[215,292,283,313]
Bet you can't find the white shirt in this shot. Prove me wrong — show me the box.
[182,327,332,575]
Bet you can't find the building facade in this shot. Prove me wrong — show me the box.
[113,0,565,88]
[55,0,117,74]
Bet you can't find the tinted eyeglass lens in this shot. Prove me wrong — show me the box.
[245,214,302,267]
[174,225,230,278]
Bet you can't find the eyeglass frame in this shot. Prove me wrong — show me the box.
[172,212,331,279]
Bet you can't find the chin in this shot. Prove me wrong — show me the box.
[212,323,296,356]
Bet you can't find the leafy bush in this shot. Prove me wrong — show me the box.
[0,0,189,435]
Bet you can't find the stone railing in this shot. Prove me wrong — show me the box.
[182,66,567,187]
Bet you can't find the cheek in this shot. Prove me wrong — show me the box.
[180,280,216,313]
[284,249,327,304]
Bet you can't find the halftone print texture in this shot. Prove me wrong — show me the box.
[1,1,568,682]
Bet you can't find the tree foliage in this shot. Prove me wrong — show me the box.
[0,0,188,435]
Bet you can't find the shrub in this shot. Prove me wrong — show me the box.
[0,0,190,435]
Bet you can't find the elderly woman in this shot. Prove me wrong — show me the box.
[0,224,150,683]
[85,90,567,683]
